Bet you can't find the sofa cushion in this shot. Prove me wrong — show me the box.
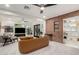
[20,37,33,40]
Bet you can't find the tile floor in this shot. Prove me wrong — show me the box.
[0,41,79,55]
[64,39,79,49]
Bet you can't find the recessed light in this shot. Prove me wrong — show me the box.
[43,16,46,18]
[37,18,44,21]
[5,4,10,7]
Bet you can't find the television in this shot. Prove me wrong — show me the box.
[15,28,25,33]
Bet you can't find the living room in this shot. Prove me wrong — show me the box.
[0,0,79,59]
[0,4,79,55]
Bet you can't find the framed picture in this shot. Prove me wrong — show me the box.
[4,26,13,32]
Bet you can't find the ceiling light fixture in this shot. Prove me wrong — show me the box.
[40,6,45,10]
[5,4,10,7]
[40,5,45,14]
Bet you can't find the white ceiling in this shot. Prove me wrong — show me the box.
[0,4,79,20]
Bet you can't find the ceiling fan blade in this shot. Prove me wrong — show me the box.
[33,4,41,7]
[44,4,56,7]
[33,4,56,7]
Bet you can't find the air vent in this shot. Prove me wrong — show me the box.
[24,5,30,9]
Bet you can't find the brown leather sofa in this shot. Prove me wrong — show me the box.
[18,36,49,54]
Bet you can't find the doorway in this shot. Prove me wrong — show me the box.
[63,16,79,48]
[34,24,40,37]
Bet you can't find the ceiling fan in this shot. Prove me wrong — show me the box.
[33,4,56,14]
